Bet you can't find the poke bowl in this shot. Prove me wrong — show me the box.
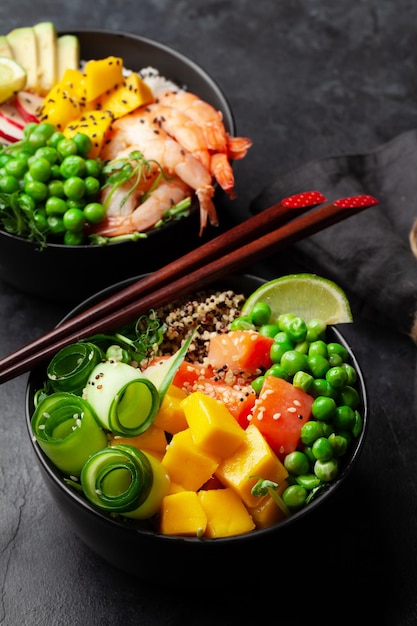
[25,273,368,586]
[0,27,243,302]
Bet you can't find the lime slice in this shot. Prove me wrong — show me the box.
[0,56,27,103]
[241,273,353,325]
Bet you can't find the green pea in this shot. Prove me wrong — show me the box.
[277,313,296,332]
[282,485,308,508]
[314,458,339,482]
[341,363,357,386]
[63,207,86,232]
[45,196,68,216]
[64,230,85,245]
[18,193,36,214]
[29,157,52,182]
[326,366,348,389]
[72,132,93,157]
[47,214,66,234]
[34,146,58,164]
[286,316,307,343]
[0,175,19,193]
[327,342,349,362]
[249,302,271,326]
[60,154,86,179]
[230,316,255,331]
[57,138,78,158]
[24,180,48,202]
[295,473,321,490]
[33,212,48,232]
[307,354,330,378]
[333,405,356,431]
[312,436,334,461]
[352,410,363,437]
[311,396,337,421]
[310,378,338,399]
[294,340,309,355]
[4,158,28,178]
[264,364,290,381]
[284,451,310,475]
[292,370,313,392]
[0,153,13,167]
[300,420,324,445]
[328,433,348,457]
[329,353,343,367]
[48,131,65,149]
[63,176,85,200]
[306,319,327,342]
[84,158,102,177]
[48,179,65,198]
[83,201,106,224]
[258,323,280,338]
[251,375,265,395]
[66,198,86,210]
[280,350,308,376]
[308,340,328,358]
[339,385,360,409]
[84,176,101,196]
[270,342,291,363]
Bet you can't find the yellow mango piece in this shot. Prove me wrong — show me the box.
[154,385,188,434]
[247,482,289,529]
[168,481,187,495]
[39,82,81,130]
[64,109,114,158]
[83,56,124,102]
[160,491,207,537]
[96,72,153,119]
[181,390,245,458]
[109,424,168,456]
[215,424,289,509]
[161,428,220,491]
[198,488,255,538]
[59,67,85,99]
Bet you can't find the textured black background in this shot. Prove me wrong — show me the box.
[1,2,417,625]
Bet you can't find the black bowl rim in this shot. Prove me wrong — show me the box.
[1,28,235,250]
[25,273,369,545]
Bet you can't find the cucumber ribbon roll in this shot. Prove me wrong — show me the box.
[47,342,104,395]
[81,444,170,519]
[31,392,108,476]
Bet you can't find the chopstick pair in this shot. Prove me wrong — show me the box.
[0,191,379,384]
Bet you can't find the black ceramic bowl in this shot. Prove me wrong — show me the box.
[25,274,368,586]
[0,30,235,303]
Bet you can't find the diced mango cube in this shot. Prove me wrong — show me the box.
[247,482,289,529]
[198,488,255,538]
[82,56,124,102]
[161,428,220,491]
[215,424,289,508]
[96,72,153,118]
[154,385,188,434]
[39,82,81,130]
[160,491,207,537]
[64,109,114,157]
[181,390,245,458]
[109,424,168,456]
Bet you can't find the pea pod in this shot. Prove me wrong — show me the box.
[31,392,107,477]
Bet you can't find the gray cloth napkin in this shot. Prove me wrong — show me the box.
[250,129,417,342]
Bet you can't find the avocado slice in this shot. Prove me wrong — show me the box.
[57,34,80,81]
[6,27,39,92]
[0,36,13,58]
[34,21,58,95]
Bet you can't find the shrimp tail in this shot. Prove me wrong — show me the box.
[210,152,236,198]
[227,135,253,160]
[196,185,218,236]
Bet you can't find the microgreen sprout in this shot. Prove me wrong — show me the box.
[250,476,291,517]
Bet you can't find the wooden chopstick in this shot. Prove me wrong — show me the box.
[0,192,378,384]
[0,191,324,375]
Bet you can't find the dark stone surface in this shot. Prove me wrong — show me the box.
[1,2,417,624]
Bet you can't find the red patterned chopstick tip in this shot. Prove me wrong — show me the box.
[333,194,379,208]
[281,191,327,208]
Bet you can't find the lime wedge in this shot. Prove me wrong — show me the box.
[241,273,353,325]
[0,56,27,103]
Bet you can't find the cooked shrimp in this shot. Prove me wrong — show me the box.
[94,176,192,236]
[101,111,218,234]
[154,89,228,153]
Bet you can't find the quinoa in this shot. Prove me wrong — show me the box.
[155,288,246,363]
